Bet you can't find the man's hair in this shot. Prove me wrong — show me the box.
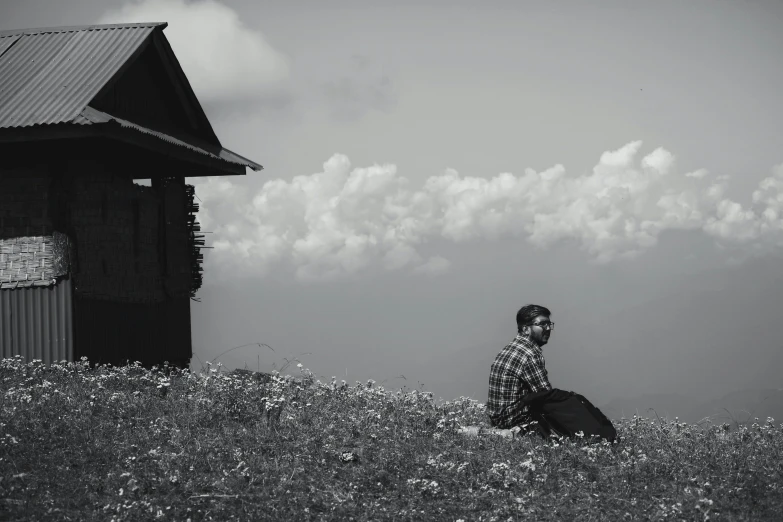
[516,304,552,333]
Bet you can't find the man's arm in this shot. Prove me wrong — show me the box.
[518,352,552,394]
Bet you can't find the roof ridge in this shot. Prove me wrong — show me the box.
[0,22,167,38]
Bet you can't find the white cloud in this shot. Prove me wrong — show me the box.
[190,143,783,281]
[641,147,675,175]
[100,0,290,102]
[685,168,709,179]
[414,256,452,276]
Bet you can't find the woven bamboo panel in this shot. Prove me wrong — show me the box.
[0,232,70,286]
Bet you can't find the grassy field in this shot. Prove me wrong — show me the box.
[1,356,781,521]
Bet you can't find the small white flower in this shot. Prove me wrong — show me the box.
[520,459,536,472]
[340,452,358,462]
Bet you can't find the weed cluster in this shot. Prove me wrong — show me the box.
[1,356,781,520]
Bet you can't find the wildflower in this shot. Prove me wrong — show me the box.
[490,462,511,475]
[339,452,359,463]
[519,459,536,472]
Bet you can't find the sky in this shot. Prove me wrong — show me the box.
[2,0,783,408]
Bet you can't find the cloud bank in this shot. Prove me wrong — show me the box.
[192,141,783,281]
[99,0,290,102]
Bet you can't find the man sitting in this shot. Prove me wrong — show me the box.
[487,304,554,436]
[487,304,617,442]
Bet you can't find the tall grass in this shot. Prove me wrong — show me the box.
[1,356,781,521]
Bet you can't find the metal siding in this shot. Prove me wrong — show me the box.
[0,277,73,362]
[0,26,154,128]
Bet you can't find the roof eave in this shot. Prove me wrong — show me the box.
[0,123,257,177]
[101,122,249,176]
[79,106,262,173]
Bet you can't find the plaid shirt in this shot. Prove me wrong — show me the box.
[487,334,552,429]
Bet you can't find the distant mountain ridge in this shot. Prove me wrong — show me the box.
[600,388,783,425]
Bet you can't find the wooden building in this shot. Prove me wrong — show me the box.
[0,23,262,367]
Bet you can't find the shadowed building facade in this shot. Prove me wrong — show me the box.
[0,22,262,367]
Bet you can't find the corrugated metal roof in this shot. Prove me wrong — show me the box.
[0,22,262,174]
[0,34,21,56]
[80,106,263,171]
[0,24,162,129]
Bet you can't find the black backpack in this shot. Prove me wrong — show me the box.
[522,388,618,443]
